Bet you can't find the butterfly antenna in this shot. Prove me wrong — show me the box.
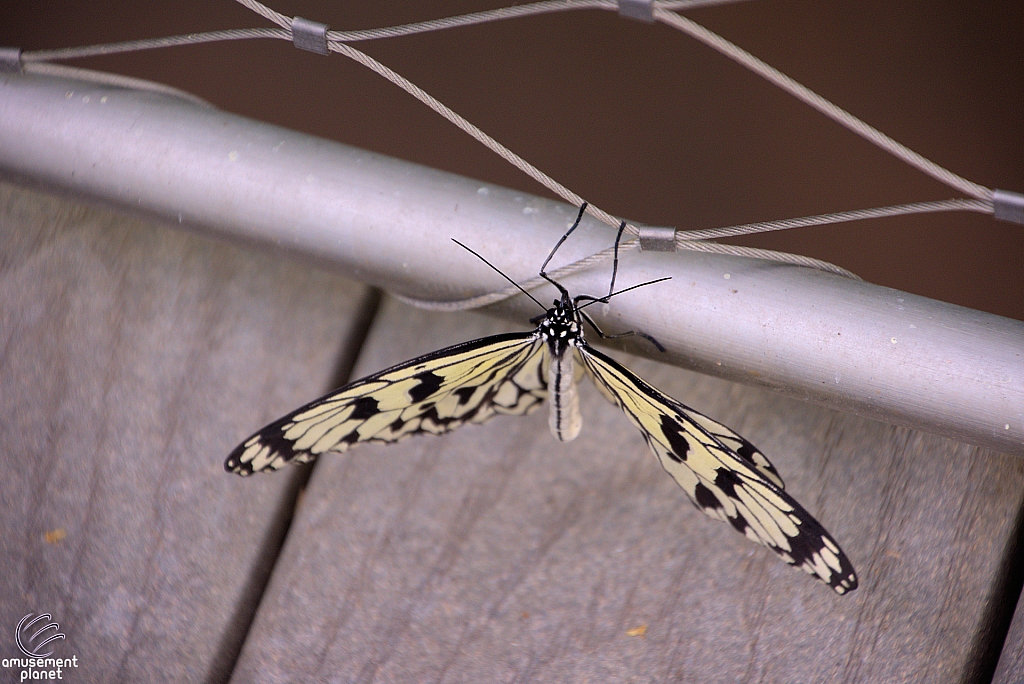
[451,239,546,311]
[539,202,588,276]
[577,277,672,310]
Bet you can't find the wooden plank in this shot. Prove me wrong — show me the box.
[994,594,1024,683]
[0,182,371,681]
[230,296,1024,683]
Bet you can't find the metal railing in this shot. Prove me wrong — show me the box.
[1,70,1021,456]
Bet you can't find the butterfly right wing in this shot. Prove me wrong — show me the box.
[226,331,547,475]
[578,343,857,594]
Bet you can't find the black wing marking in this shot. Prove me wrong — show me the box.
[578,343,857,594]
[226,332,547,475]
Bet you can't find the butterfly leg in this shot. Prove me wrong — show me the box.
[539,204,593,302]
[606,220,627,299]
[578,309,666,352]
[540,202,588,277]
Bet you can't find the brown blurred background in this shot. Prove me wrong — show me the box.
[3,0,1021,319]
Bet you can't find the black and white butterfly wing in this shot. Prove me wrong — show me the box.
[578,343,857,594]
[226,332,547,475]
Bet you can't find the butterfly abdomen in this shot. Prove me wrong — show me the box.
[538,297,584,443]
[548,349,582,442]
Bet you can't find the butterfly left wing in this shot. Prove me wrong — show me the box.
[578,343,857,594]
[226,331,547,475]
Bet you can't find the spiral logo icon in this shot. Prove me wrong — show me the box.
[16,613,65,657]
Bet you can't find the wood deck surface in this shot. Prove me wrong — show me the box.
[0,183,371,681]
[2,183,1023,683]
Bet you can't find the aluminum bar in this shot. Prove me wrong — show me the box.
[1,70,1021,455]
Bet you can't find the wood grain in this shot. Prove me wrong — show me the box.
[0,182,370,682]
[230,296,1024,683]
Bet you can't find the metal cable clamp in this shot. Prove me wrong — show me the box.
[993,189,1024,226]
[618,0,655,22]
[292,17,330,55]
[0,47,22,73]
[638,225,677,251]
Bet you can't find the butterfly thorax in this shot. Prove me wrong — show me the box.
[537,297,582,358]
[538,297,583,442]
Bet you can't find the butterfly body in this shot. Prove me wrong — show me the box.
[538,293,584,442]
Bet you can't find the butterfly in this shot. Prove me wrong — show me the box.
[226,204,858,594]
